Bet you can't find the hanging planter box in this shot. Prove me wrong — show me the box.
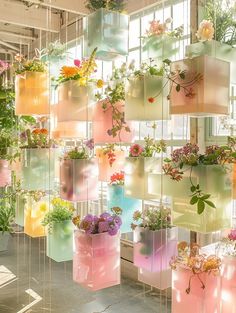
[149,165,232,233]
[24,196,49,238]
[84,8,129,60]
[93,100,134,143]
[0,159,11,187]
[15,195,25,227]
[57,81,95,122]
[138,268,172,290]
[60,158,99,202]
[107,185,142,233]
[21,148,59,191]
[170,55,230,116]
[10,158,21,181]
[15,72,50,116]
[96,149,125,182]
[73,230,120,291]
[125,75,170,121]
[0,232,10,252]
[221,256,236,313]
[47,221,74,262]
[52,121,87,140]
[124,157,160,200]
[186,40,236,84]
[133,226,177,272]
[172,267,221,313]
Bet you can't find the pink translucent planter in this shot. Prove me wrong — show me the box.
[133,227,177,272]
[52,121,87,139]
[73,230,120,291]
[92,100,134,143]
[0,160,11,187]
[138,268,172,290]
[221,257,236,313]
[96,149,125,182]
[170,55,230,117]
[172,267,221,313]
[60,158,99,202]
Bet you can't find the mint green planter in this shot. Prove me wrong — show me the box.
[0,232,10,251]
[185,40,236,83]
[47,221,74,262]
[149,165,232,233]
[15,196,25,227]
[125,75,170,121]
[84,8,129,60]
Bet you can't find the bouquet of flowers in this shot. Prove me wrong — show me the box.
[109,171,124,185]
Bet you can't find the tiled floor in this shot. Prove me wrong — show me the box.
[0,233,171,313]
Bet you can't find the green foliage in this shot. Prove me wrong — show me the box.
[66,147,89,159]
[14,59,47,75]
[141,136,166,157]
[189,184,216,215]
[41,207,73,233]
[0,201,14,233]
[85,0,125,12]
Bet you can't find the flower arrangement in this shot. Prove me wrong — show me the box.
[129,136,166,157]
[20,128,55,149]
[0,60,9,75]
[13,54,47,75]
[63,139,94,160]
[72,207,122,236]
[0,201,14,234]
[131,206,171,231]
[98,144,118,166]
[218,229,236,257]
[170,241,221,294]
[85,0,125,12]
[109,171,124,185]
[145,18,183,39]
[41,40,67,59]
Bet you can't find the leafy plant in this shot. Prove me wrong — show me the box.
[14,54,47,75]
[21,128,55,149]
[85,0,125,12]
[98,144,117,166]
[129,136,166,157]
[0,201,14,233]
[41,41,67,59]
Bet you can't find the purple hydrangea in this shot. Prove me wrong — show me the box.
[100,212,111,219]
[108,225,119,236]
[113,215,122,227]
[98,221,109,233]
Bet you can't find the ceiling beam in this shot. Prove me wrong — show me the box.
[0,23,34,37]
[0,0,60,33]
[0,48,13,55]
[0,32,32,45]
[0,30,36,41]
[0,40,19,51]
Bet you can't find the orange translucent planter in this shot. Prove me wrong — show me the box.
[0,159,11,187]
[170,55,230,117]
[96,148,125,182]
[15,72,50,116]
[52,121,87,139]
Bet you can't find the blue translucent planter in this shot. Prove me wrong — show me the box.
[15,196,25,227]
[107,185,141,233]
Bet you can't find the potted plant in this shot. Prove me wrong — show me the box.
[186,0,236,83]
[170,241,221,313]
[60,141,99,202]
[84,0,129,60]
[14,54,49,115]
[0,131,16,187]
[142,18,183,61]
[95,144,125,182]
[42,198,74,262]
[107,171,141,233]
[0,201,14,252]
[124,137,166,200]
[72,207,122,291]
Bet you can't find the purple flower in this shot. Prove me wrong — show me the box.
[85,138,94,150]
[98,221,109,233]
[228,229,236,241]
[84,214,95,223]
[113,215,122,227]
[100,212,111,220]
[108,224,119,236]
[107,129,112,136]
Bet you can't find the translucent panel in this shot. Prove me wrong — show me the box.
[129,19,140,49]
[172,268,220,313]
[0,160,11,187]
[52,121,87,139]
[84,8,129,60]
[73,230,120,291]
[107,185,142,233]
[138,268,172,290]
[60,158,99,202]
[93,100,134,143]
[221,257,236,312]
[96,149,125,182]
[0,232,10,251]
[186,40,236,83]
[125,75,170,121]
[15,196,25,227]
[141,13,154,36]
[170,55,230,116]
[128,49,140,67]
[47,221,74,262]
[15,72,50,116]
[10,158,21,181]
[21,148,59,191]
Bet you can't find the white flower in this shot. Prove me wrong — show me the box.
[196,20,214,41]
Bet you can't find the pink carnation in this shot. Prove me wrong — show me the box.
[228,229,236,241]
[130,144,144,157]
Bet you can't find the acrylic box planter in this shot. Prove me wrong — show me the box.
[84,8,129,60]
[21,148,59,191]
[60,158,99,202]
[107,185,142,233]
[52,121,87,139]
[15,72,50,116]
[133,227,177,272]
[149,165,232,233]
[186,40,236,84]
[15,196,25,227]
[96,149,125,182]
[172,267,221,313]
[0,160,11,187]
[125,75,170,121]
[138,268,172,290]
[57,81,95,122]
[142,34,180,61]
[47,221,73,262]
[0,232,10,252]
[221,257,236,313]
[124,157,160,200]
[93,100,134,143]
[170,55,230,116]
[24,196,49,238]
[73,230,120,291]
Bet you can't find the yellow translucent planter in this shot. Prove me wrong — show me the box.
[170,55,230,117]
[15,72,50,116]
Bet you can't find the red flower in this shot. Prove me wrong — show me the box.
[74,59,81,67]
[148,97,155,103]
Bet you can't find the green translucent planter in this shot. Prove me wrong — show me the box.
[47,221,74,262]
[125,75,170,121]
[186,40,236,84]
[84,8,129,60]
[0,232,10,251]
[149,165,232,233]
[15,196,25,227]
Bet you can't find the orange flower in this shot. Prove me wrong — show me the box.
[32,128,41,135]
[40,128,48,135]
[60,66,80,78]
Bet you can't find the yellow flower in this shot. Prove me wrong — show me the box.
[60,66,80,78]
[39,203,48,212]
[78,77,87,86]
[97,79,104,88]
[196,20,214,41]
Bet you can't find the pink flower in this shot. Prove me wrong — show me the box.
[129,144,144,157]
[196,20,214,41]
[228,229,236,241]
[74,59,81,67]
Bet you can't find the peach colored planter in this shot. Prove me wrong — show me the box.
[52,121,87,139]
[93,100,134,143]
[138,268,172,290]
[0,159,11,187]
[96,148,125,182]
[15,72,50,116]
[221,257,236,313]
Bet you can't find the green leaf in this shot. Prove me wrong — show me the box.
[190,185,196,192]
[163,59,171,65]
[176,84,181,92]
[204,200,216,208]
[190,195,198,205]
[197,200,205,215]
[200,194,210,200]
